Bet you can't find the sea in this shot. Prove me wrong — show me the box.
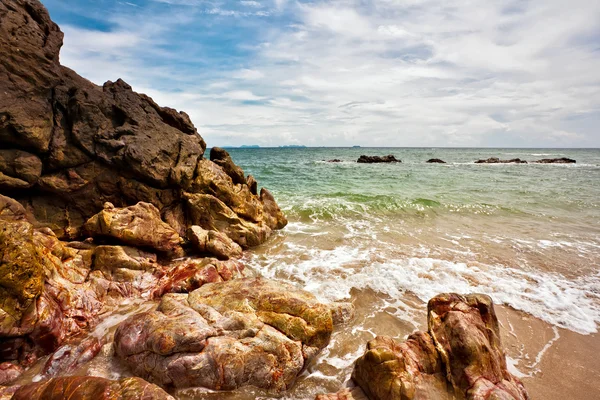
[195,147,600,399]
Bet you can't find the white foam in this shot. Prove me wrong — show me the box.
[250,246,600,335]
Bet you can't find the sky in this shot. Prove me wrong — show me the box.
[41,0,600,148]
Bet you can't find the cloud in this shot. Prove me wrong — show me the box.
[49,0,600,147]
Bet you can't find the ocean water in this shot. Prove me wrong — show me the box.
[227,147,600,335]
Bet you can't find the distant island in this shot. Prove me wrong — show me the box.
[279,145,307,148]
[352,145,361,148]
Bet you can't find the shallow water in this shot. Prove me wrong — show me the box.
[224,147,600,398]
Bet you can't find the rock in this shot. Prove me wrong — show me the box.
[330,302,356,325]
[260,188,288,230]
[83,202,184,258]
[327,159,342,163]
[10,376,174,400]
[246,175,258,195]
[357,155,401,163]
[0,203,45,321]
[534,157,576,164]
[426,158,446,164]
[185,193,271,249]
[210,147,247,185]
[0,362,23,386]
[0,0,285,244]
[349,293,529,400]
[475,157,527,164]
[37,337,103,380]
[316,387,369,400]
[114,278,350,392]
[0,150,43,189]
[187,225,243,260]
[93,245,157,273]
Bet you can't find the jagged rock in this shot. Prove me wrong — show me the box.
[246,175,258,195]
[185,193,271,248]
[210,147,247,185]
[260,188,288,230]
[37,336,103,381]
[357,155,401,163]
[534,157,576,164]
[9,376,174,400]
[475,157,527,164]
[426,158,446,164]
[114,278,352,392]
[344,294,529,400]
[83,202,184,258]
[187,225,243,260]
[0,0,285,243]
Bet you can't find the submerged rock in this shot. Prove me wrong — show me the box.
[114,278,353,392]
[475,157,527,164]
[320,293,529,400]
[357,155,401,163]
[534,157,576,164]
[9,376,173,400]
[426,158,446,164]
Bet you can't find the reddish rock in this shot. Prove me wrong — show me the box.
[324,294,529,400]
[187,225,243,260]
[10,376,174,400]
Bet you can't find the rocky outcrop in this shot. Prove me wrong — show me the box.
[187,225,243,260]
[475,158,527,164]
[8,376,174,400]
[114,278,353,392]
[534,157,576,164]
[357,155,401,163]
[0,0,288,382]
[327,159,342,163]
[0,0,285,243]
[319,294,529,400]
[426,158,446,164]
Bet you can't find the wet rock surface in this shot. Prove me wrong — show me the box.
[8,376,174,400]
[320,294,529,400]
[114,278,349,392]
[357,155,401,163]
[426,158,446,164]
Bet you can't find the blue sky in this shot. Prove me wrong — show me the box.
[41,0,600,147]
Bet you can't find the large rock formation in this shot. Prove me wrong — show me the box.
[0,0,286,241]
[114,278,353,392]
[319,294,529,400]
[0,0,288,381]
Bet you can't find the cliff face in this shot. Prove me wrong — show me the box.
[0,0,284,240]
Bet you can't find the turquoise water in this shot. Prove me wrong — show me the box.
[226,148,600,336]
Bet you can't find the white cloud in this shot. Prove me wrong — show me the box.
[56,0,600,147]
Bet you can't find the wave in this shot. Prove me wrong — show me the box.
[249,245,600,335]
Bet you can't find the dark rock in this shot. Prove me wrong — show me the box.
[357,155,401,163]
[475,157,527,164]
[10,376,174,400]
[246,174,258,195]
[534,157,576,164]
[210,147,247,185]
[426,158,446,164]
[327,159,342,163]
[346,293,529,400]
[0,0,285,242]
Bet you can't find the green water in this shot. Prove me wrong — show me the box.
[225,148,600,335]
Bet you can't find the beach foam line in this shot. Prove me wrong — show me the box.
[249,246,600,335]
